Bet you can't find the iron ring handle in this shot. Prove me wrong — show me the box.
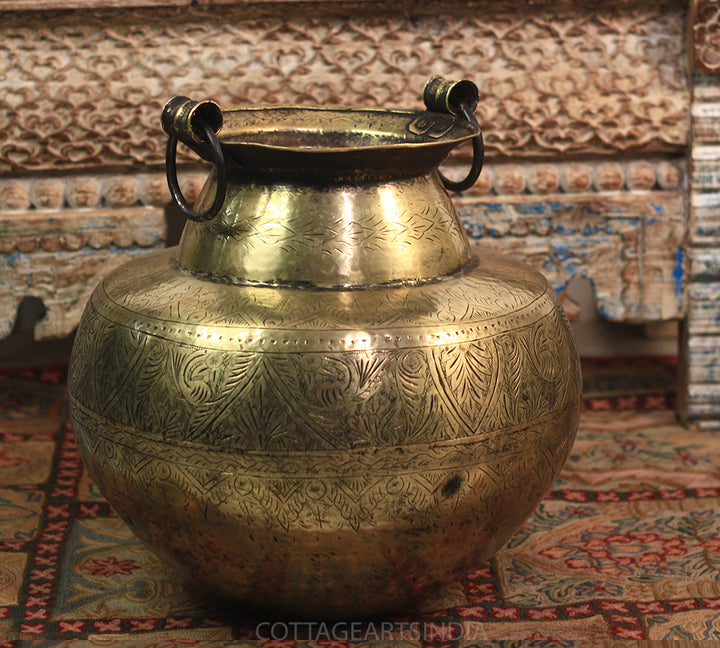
[422,77,484,193]
[439,102,484,194]
[165,118,227,222]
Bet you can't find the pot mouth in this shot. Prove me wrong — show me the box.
[218,106,478,153]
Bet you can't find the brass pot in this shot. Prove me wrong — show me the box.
[68,77,581,619]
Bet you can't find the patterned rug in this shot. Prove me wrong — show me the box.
[3,358,720,646]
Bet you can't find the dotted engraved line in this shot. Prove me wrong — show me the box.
[95,283,554,352]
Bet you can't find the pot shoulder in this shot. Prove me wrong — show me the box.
[89,247,557,348]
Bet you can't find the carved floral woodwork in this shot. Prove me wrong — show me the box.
[692,0,720,74]
[0,0,688,176]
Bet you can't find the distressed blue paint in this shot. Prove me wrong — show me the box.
[516,202,548,215]
[650,203,664,215]
[697,223,720,238]
[551,272,596,294]
[673,246,685,300]
[4,251,21,261]
[563,261,581,275]
[459,217,484,239]
[580,210,598,219]
[549,201,568,211]
[79,224,118,231]
[70,241,162,255]
[597,302,617,320]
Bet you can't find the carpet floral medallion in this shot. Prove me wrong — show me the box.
[2,359,719,646]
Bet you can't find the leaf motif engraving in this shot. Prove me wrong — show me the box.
[395,350,439,444]
[431,341,496,435]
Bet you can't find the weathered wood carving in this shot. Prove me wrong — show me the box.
[692,0,720,74]
[0,158,687,339]
[0,0,688,176]
[0,171,213,339]
[0,208,165,340]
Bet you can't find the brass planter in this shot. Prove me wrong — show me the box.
[68,77,581,619]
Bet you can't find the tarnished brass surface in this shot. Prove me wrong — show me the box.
[68,81,581,619]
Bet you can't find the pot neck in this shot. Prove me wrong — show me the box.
[176,169,473,288]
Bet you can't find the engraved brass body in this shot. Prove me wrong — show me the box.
[68,78,581,619]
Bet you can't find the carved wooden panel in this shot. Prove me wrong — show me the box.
[0,156,686,339]
[463,192,685,324]
[681,0,720,426]
[0,0,688,176]
[0,207,165,340]
[0,171,213,340]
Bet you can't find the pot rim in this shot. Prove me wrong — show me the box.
[218,105,479,154]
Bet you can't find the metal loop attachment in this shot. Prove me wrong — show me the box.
[423,76,484,193]
[162,97,227,222]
